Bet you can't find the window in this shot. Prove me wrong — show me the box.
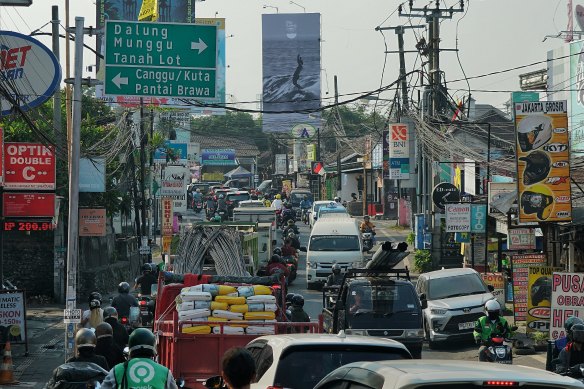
[427,274,488,300]
[226,193,251,202]
[309,235,360,251]
[245,341,273,381]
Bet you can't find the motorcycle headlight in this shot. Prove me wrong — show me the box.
[404,329,424,338]
[430,308,448,315]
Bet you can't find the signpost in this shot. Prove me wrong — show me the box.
[104,21,218,99]
[63,309,82,324]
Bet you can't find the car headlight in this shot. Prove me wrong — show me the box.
[308,262,318,269]
[404,329,424,338]
[430,308,448,315]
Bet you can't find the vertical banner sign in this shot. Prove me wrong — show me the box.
[512,253,546,322]
[163,166,189,214]
[481,273,505,307]
[275,154,287,175]
[382,129,390,179]
[138,0,158,21]
[526,266,558,334]
[262,13,321,133]
[550,272,584,340]
[508,228,536,250]
[162,235,172,255]
[162,197,173,236]
[470,204,486,233]
[388,123,410,179]
[514,101,571,223]
[445,203,471,233]
[0,291,26,344]
[0,128,3,185]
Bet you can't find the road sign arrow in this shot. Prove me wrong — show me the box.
[190,38,208,54]
[112,73,128,89]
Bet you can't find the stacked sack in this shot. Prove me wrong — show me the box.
[176,284,278,335]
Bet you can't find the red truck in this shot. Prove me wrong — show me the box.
[154,273,321,388]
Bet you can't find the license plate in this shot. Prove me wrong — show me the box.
[458,321,475,330]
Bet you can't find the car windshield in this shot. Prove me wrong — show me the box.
[309,235,360,251]
[347,284,419,315]
[427,274,488,300]
[226,193,250,202]
[273,345,409,389]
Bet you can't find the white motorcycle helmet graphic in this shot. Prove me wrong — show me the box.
[517,114,552,152]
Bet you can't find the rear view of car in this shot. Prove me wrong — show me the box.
[226,191,251,216]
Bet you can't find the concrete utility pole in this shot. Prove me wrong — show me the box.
[51,6,62,149]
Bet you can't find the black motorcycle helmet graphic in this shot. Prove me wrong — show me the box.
[531,276,552,306]
[519,150,551,185]
[517,115,552,152]
[520,185,554,220]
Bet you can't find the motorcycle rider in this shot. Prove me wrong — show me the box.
[111,281,138,319]
[359,215,376,243]
[287,232,301,250]
[281,239,298,260]
[103,307,129,349]
[221,347,257,389]
[281,202,296,225]
[283,219,299,236]
[267,254,289,278]
[217,194,228,220]
[205,195,216,219]
[192,188,203,210]
[67,328,109,371]
[289,294,310,333]
[556,316,584,355]
[334,196,341,204]
[134,263,158,296]
[300,195,312,211]
[101,328,178,389]
[81,298,104,329]
[473,300,512,362]
[271,194,283,211]
[95,322,125,369]
[557,323,584,375]
[326,264,343,287]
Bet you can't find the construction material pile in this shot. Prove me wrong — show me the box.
[365,241,410,270]
[175,284,278,335]
[174,226,250,277]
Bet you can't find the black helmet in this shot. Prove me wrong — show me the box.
[270,254,281,263]
[128,328,156,357]
[95,322,113,339]
[142,263,152,273]
[88,291,102,304]
[291,294,304,307]
[75,328,96,349]
[332,264,341,275]
[565,316,584,341]
[572,323,584,344]
[520,191,554,220]
[286,293,295,303]
[103,306,118,320]
[519,151,551,185]
[89,299,101,310]
[273,248,282,256]
[118,282,130,294]
[530,276,552,306]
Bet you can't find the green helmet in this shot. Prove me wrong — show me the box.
[128,328,156,356]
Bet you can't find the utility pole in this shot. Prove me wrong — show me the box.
[334,76,342,198]
[139,99,147,242]
[51,6,62,149]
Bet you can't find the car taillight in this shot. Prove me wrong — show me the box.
[140,300,147,306]
[483,381,518,387]
[121,317,128,324]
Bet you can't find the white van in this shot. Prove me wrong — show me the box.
[304,217,364,289]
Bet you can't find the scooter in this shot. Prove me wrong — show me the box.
[194,201,203,213]
[301,208,310,224]
[480,334,514,364]
[283,256,297,283]
[362,231,373,252]
[138,295,155,327]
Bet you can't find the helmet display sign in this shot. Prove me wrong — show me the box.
[514,101,571,222]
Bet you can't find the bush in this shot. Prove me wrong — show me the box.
[413,250,432,273]
[406,231,415,246]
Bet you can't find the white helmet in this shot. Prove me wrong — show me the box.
[517,114,552,152]
[485,299,500,313]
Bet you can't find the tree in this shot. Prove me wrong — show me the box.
[190,111,268,151]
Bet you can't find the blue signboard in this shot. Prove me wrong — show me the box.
[201,149,236,166]
[470,204,487,233]
[154,142,188,164]
[415,214,432,250]
[79,158,106,193]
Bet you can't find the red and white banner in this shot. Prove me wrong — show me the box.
[162,197,173,236]
[0,128,4,185]
[3,143,56,190]
[3,193,55,218]
[550,272,584,339]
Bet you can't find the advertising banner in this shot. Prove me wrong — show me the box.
[508,228,536,250]
[282,180,292,194]
[488,182,516,215]
[0,291,26,344]
[160,180,184,197]
[79,208,107,237]
[481,272,505,307]
[275,154,287,175]
[514,101,571,223]
[79,158,106,193]
[163,166,188,213]
[550,272,584,340]
[162,197,173,236]
[445,203,471,233]
[3,143,56,190]
[382,129,389,179]
[570,41,584,157]
[262,13,321,133]
[188,142,201,162]
[470,204,487,233]
[3,193,55,218]
[153,142,188,164]
[201,149,235,166]
[388,124,410,179]
[526,266,558,334]
[162,235,172,254]
[512,253,546,321]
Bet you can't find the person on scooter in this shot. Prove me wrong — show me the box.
[334,196,341,204]
[557,323,584,375]
[283,219,299,236]
[192,188,203,210]
[101,328,178,389]
[360,216,376,243]
[111,282,138,320]
[267,254,289,278]
[326,264,344,287]
[103,307,129,349]
[271,194,283,211]
[289,294,310,332]
[95,322,125,369]
[287,232,301,250]
[205,195,216,219]
[556,316,584,356]
[217,194,228,220]
[473,300,512,362]
[281,202,296,225]
[134,264,158,296]
[67,328,109,371]
[80,298,104,329]
[281,239,298,260]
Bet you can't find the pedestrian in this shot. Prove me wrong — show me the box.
[221,347,256,389]
[95,322,125,369]
[103,307,129,349]
[67,328,109,371]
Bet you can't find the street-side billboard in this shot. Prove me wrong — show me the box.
[512,253,546,322]
[0,291,26,344]
[162,165,189,213]
[550,272,584,340]
[201,149,235,166]
[3,193,55,218]
[154,142,188,164]
[262,13,321,133]
[514,101,571,223]
[79,208,107,237]
[388,124,410,179]
[162,197,173,236]
[488,182,516,215]
[508,228,536,250]
[275,154,287,175]
[79,158,106,193]
[481,272,505,307]
[3,143,56,190]
[445,203,471,233]
[526,266,558,334]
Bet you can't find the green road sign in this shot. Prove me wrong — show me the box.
[104,20,217,99]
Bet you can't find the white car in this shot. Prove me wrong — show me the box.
[247,332,412,389]
[310,201,345,228]
[238,200,265,208]
[314,360,584,389]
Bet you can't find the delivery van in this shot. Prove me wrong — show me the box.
[303,217,364,289]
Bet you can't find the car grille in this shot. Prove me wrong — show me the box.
[367,329,403,337]
[443,312,483,334]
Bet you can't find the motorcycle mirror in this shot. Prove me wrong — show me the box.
[204,375,224,389]
[487,285,495,292]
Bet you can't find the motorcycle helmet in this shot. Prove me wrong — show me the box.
[530,276,552,306]
[291,294,305,307]
[572,323,584,345]
[364,215,370,221]
[519,151,551,185]
[517,114,552,152]
[287,219,295,226]
[332,263,341,275]
[286,293,295,303]
[103,306,118,320]
[565,316,584,340]
[88,291,102,304]
[334,196,341,203]
[118,282,130,294]
[270,254,281,263]
[75,328,97,349]
[141,263,152,273]
[273,247,282,256]
[288,232,297,240]
[520,189,554,220]
[485,299,500,320]
[89,299,101,310]
[128,328,157,357]
[275,194,281,199]
[95,322,113,339]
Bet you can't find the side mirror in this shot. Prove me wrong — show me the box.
[487,285,495,292]
[419,293,426,301]
[299,247,307,252]
[204,376,224,389]
[421,299,428,309]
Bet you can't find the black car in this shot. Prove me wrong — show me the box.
[225,191,251,217]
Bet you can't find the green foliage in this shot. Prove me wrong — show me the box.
[406,231,415,246]
[413,250,433,273]
[190,111,268,151]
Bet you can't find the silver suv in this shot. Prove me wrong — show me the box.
[415,268,495,348]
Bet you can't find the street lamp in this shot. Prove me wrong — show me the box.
[262,5,279,13]
[289,1,306,12]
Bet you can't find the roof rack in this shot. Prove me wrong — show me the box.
[343,267,411,281]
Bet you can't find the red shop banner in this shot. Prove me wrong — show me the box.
[4,142,56,190]
[3,193,55,218]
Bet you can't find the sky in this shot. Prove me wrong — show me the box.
[0,0,574,112]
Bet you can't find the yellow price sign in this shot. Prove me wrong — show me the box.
[138,0,158,21]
